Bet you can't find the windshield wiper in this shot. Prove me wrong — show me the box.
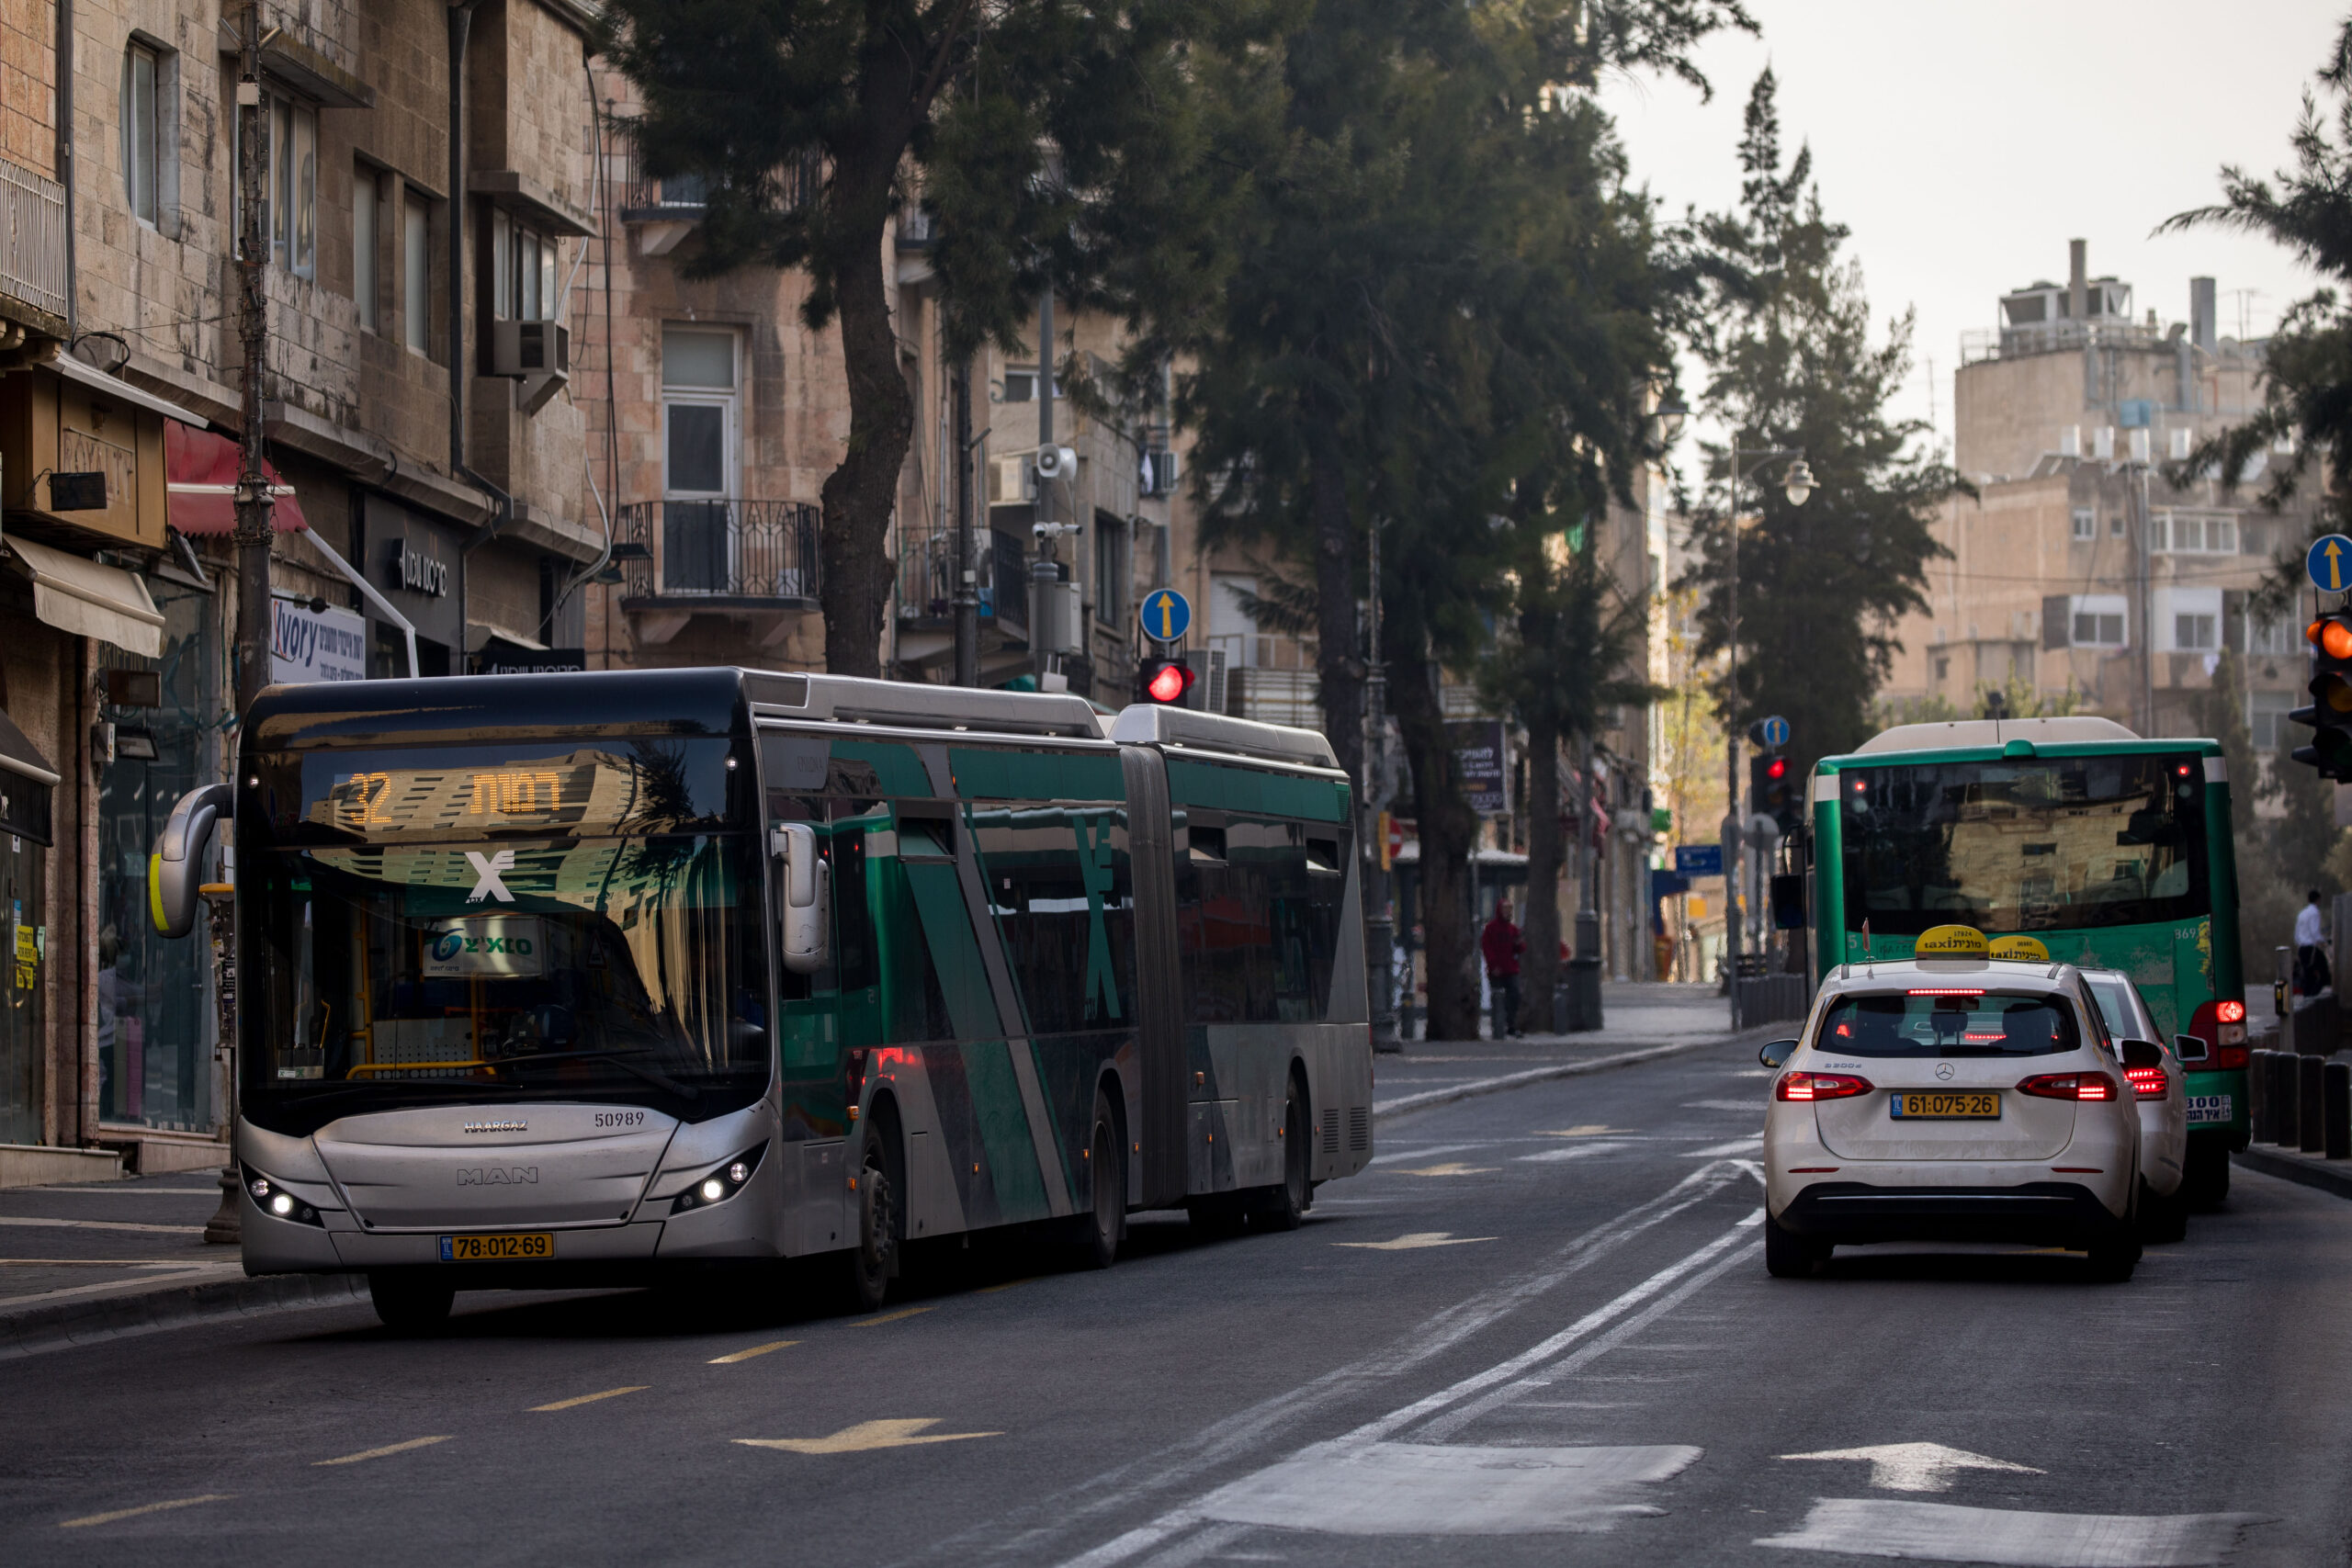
[496,1048,700,1100]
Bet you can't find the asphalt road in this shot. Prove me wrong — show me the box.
[6,1043,2350,1568]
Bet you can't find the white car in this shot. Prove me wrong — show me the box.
[1760,926,2146,1281]
[2079,967,2189,1244]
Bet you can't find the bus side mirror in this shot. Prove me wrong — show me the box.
[149,784,233,938]
[2174,1032,2210,1064]
[1759,1038,1799,1070]
[771,822,831,975]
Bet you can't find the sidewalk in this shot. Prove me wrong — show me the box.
[1375,982,1769,1114]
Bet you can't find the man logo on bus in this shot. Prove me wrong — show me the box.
[465,849,517,903]
[432,931,465,962]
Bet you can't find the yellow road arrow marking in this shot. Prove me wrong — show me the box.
[736,1419,1002,1455]
[1388,1162,1497,1176]
[1333,1232,1498,1251]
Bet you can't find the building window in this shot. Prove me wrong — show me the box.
[2250,614,2298,657]
[236,90,317,276]
[999,367,1058,403]
[2151,511,2240,555]
[2072,612,2124,646]
[662,328,740,593]
[2252,691,2296,751]
[123,44,161,226]
[1093,513,1126,626]
[402,191,431,355]
[2070,507,2094,541]
[1933,656,1950,682]
[2175,614,2217,651]
[492,209,560,321]
[354,165,381,333]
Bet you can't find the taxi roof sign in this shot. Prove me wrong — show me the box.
[1989,934,2051,963]
[1914,924,1989,959]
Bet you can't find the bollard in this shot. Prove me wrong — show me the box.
[2301,1053,2327,1153]
[2276,1051,2301,1146]
[2327,1061,2352,1160]
[2249,1050,2271,1143]
[2256,1050,2282,1144]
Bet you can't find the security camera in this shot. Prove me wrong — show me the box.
[1033,445,1078,483]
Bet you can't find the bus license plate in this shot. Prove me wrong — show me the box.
[440,1232,554,1262]
[2187,1093,2233,1125]
[1890,1092,2000,1119]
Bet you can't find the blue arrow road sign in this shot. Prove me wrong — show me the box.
[1140,587,1193,644]
[2310,534,2352,593]
[1759,715,1791,749]
[1674,844,1724,878]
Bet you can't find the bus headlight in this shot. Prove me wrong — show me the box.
[242,1165,327,1227]
[671,1144,766,1214]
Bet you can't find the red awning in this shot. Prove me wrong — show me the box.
[165,423,310,535]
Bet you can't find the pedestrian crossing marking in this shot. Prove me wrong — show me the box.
[1333,1232,1498,1251]
[736,1419,1001,1455]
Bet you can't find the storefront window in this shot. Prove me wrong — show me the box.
[96,580,219,1131]
[0,789,48,1146]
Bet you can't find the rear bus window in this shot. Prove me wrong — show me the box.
[1815,991,2079,1057]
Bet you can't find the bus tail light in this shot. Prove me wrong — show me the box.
[1777,1072,1873,1102]
[2186,999,2247,1069]
[2123,1066,2168,1099]
[2017,1071,2118,1102]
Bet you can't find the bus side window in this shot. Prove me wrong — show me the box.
[831,826,878,993]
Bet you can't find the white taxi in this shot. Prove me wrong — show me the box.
[1760,925,2144,1281]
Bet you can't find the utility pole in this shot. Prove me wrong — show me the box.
[953,359,978,687]
[1365,518,1397,1049]
[232,1,274,719]
[1031,290,1058,682]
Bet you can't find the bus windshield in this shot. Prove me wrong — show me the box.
[1839,753,2209,936]
[240,737,768,1127]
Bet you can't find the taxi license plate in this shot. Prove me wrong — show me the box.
[1889,1092,1999,1120]
[2187,1092,2233,1126]
[439,1232,554,1263]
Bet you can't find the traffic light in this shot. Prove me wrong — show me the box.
[1748,750,1803,832]
[2291,612,2352,779]
[1136,656,1194,705]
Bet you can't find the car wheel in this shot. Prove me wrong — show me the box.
[2139,1179,2188,1245]
[1250,1082,1312,1233]
[1075,1091,1122,1270]
[2181,1142,2231,1210]
[1763,1213,1827,1279]
[369,1271,455,1333]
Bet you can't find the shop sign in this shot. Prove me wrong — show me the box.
[473,643,587,675]
[1447,719,1508,815]
[389,538,451,596]
[270,599,368,684]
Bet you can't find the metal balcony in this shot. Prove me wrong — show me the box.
[0,158,68,323]
[614,501,821,641]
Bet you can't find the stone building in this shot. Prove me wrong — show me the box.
[0,0,607,1182]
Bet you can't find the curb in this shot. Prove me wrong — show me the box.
[1374,1029,1774,1121]
[2233,1144,2352,1201]
[0,1270,368,1362]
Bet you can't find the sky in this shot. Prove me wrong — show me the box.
[1600,0,2344,468]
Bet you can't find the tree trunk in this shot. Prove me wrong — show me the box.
[1392,652,1479,1040]
[1521,707,1560,1022]
[1307,410,1363,789]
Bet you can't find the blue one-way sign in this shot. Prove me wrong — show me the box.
[1139,588,1193,644]
[2310,534,2352,593]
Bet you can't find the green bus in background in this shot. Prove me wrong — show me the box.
[1809,716,2249,1205]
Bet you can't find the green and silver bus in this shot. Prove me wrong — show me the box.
[151,671,1373,1328]
[1808,716,2248,1204]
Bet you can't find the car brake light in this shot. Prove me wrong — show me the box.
[1907,988,1984,997]
[1777,1071,1874,1102]
[2123,1066,2167,1099]
[2017,1071,2118,1102]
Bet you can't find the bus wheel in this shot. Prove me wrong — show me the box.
[369,1272,454,1333]
[850,1144,897,1312]
[1076,1092,1121,1270]
[1250,1084,1311,1233]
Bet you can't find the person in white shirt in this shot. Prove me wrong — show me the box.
[2295,890,2331,996]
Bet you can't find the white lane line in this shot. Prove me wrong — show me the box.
[1369,1143,1492,1166]
[313,1436,451,1467]
[0,1264,241,1311]
[1373,1038,1723,1117]
[1055,1208,1762,1568]
[1756,1498,2266,1565]
[0,1215,203,1235]
[1516,1142,1634,1164]
[1685,1137,1762,1157]
[59,1494,233,1529]
[944,1162,1758,1568]
[1682,1100,1767,1112]
[1196,1442,1701,1536]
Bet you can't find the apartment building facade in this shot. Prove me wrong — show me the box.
[1883,241,2316,747]
[0,0,614,1180]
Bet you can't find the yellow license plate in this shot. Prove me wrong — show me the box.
[440,1232,554,1262]
[1890,1092,1999,1120]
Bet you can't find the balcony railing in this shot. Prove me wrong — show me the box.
[615,501,821,606]
[616,154,822,223]
[0,158,68,321]
[894,525,1028,632]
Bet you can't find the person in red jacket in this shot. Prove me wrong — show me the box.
[1481,899,1527,1038]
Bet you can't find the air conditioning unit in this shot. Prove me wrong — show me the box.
[1195,647,1228,715]
[991,454,1036,504]
[491,319,571,378]
[1142,447,1181,498]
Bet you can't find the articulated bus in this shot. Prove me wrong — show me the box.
[150,671,1374,1328]
[1807,716,2248,1204]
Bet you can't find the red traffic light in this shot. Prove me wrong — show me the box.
[1140,660,1194,705]
[1765,757,1788,780]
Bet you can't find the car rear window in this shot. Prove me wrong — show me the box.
[1815,990,2081,1058]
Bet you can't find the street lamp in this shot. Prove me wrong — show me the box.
[1648,396,1689,450]
[1722,445,1809,1021]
